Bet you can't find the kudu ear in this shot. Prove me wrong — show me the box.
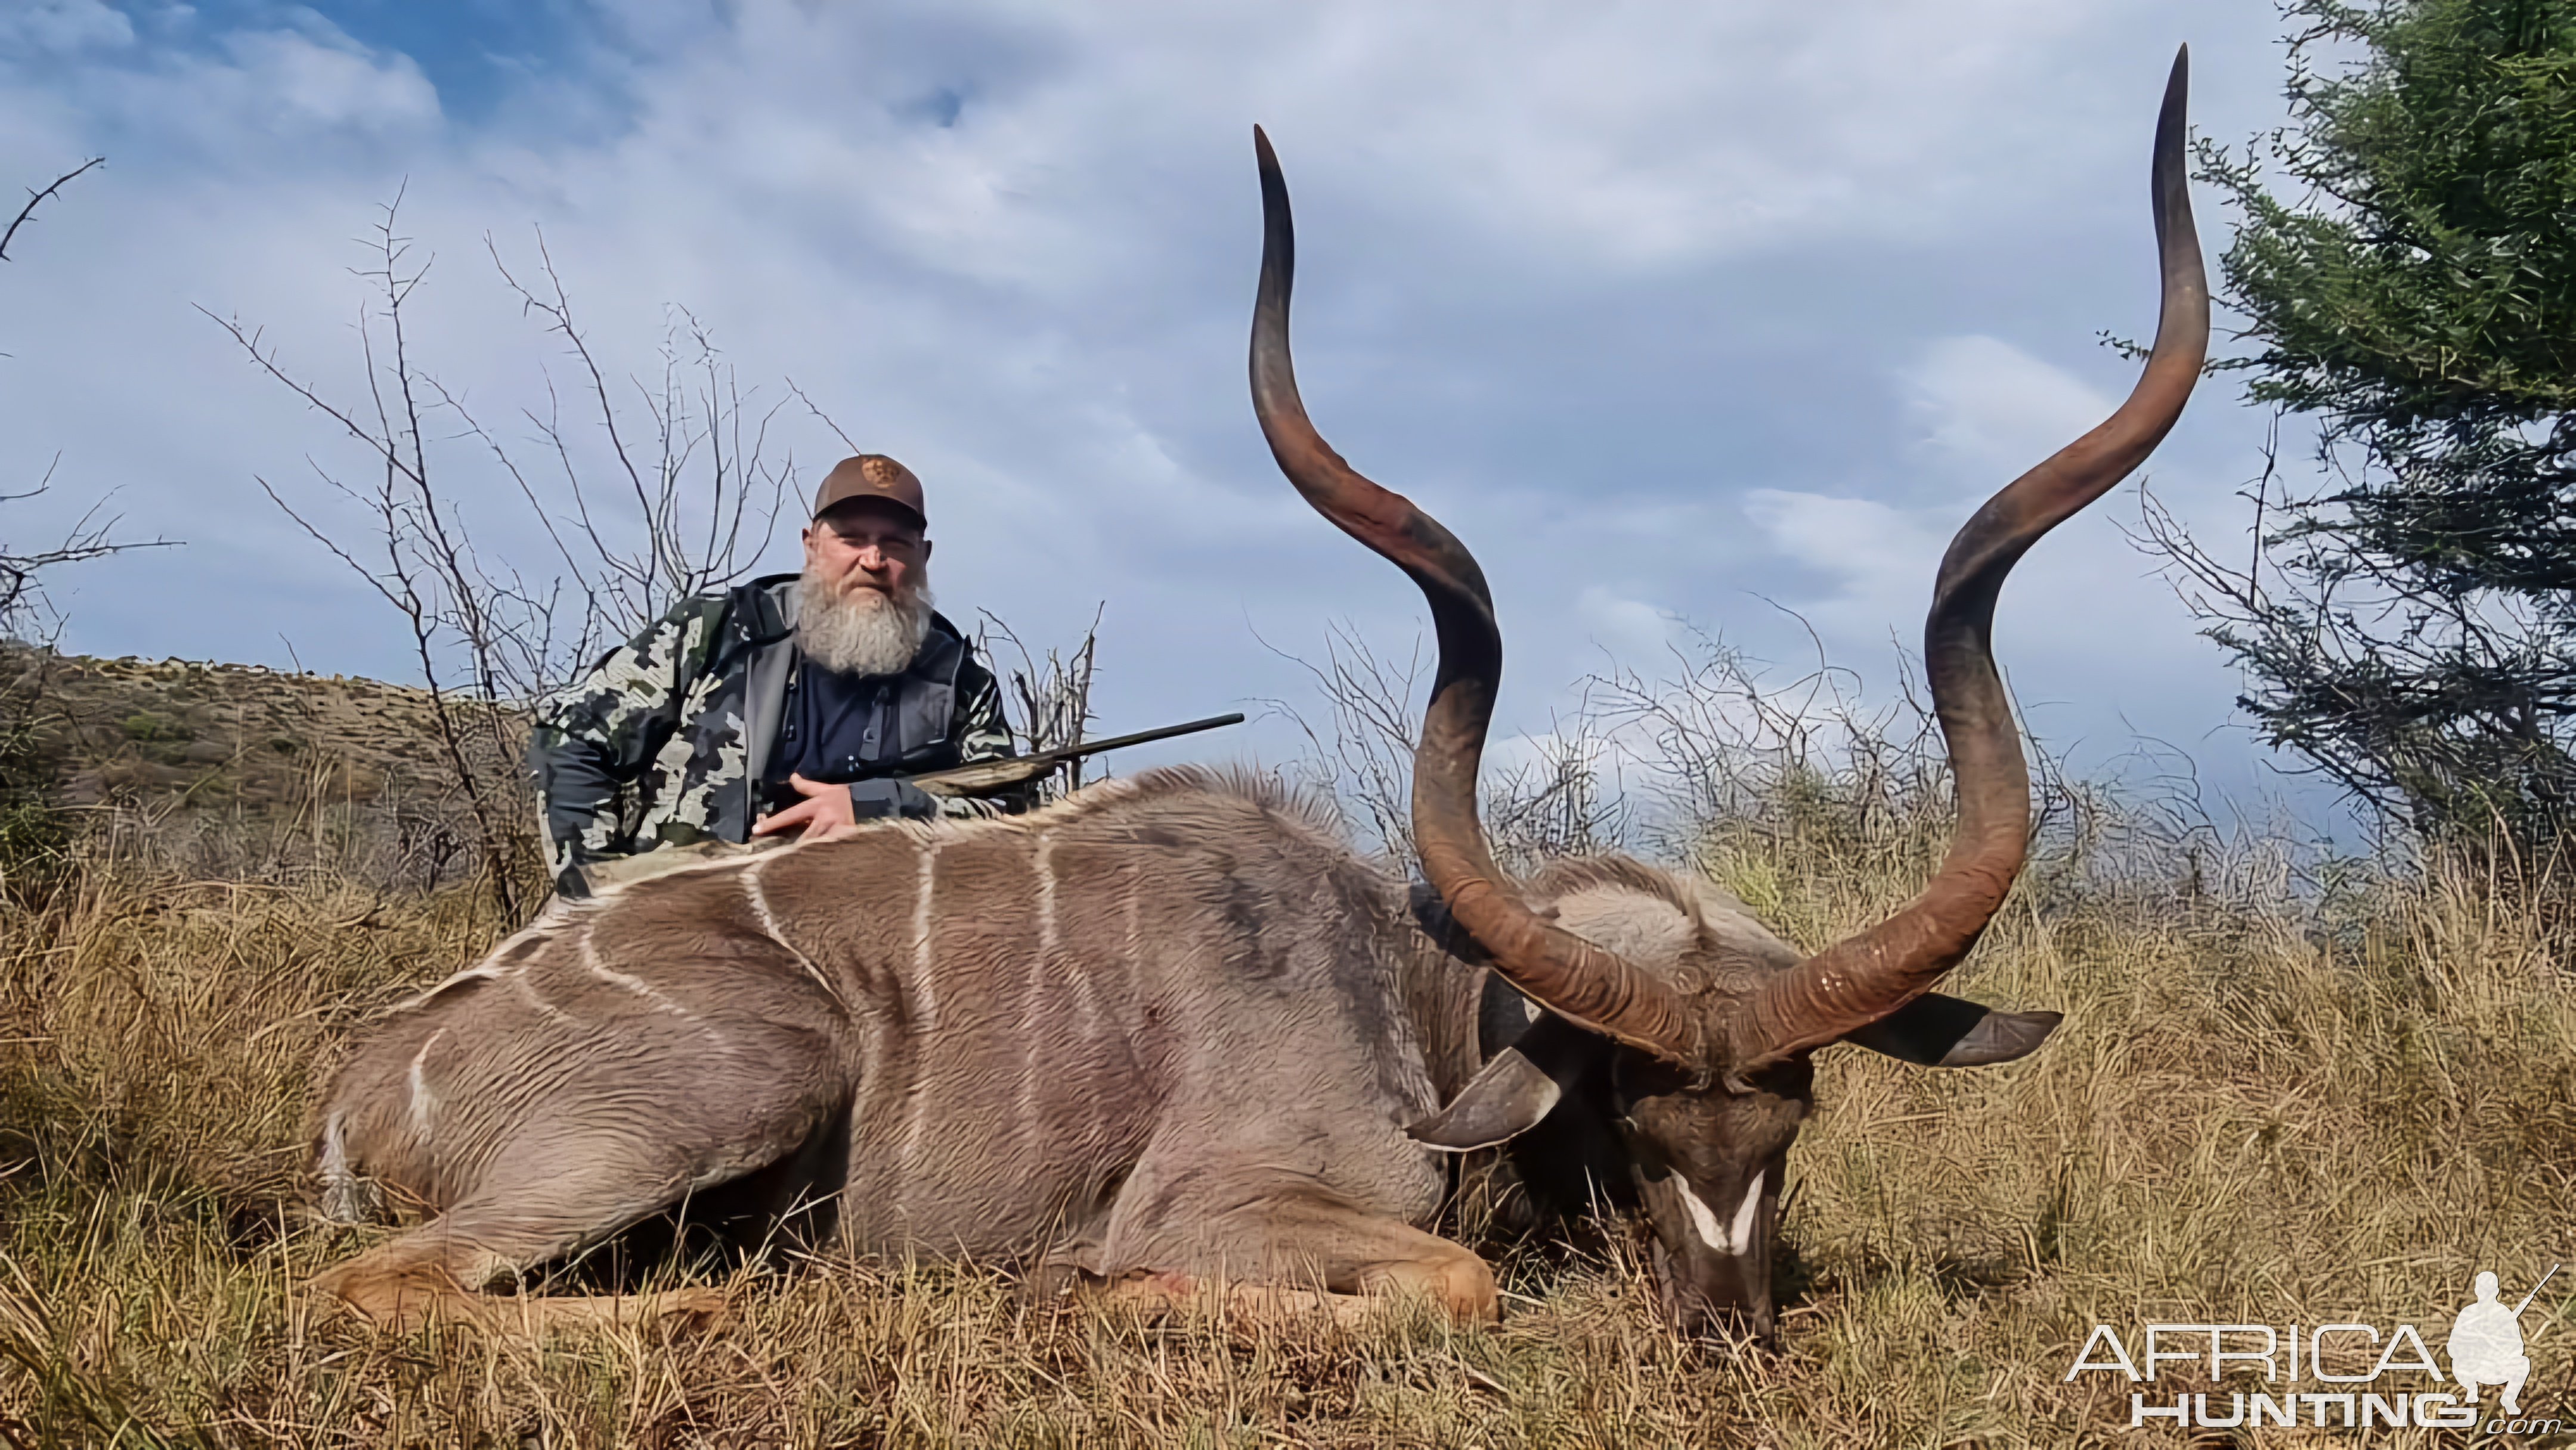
[1840,992,2062,1068]
[1408,1014,1600,1152]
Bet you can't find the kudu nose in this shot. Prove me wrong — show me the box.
[1648,1218,1777,1346]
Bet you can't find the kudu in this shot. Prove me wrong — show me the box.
[305,52,2207,1337]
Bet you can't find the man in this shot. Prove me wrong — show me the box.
[2449,1270,2532,1416]
[528,454,1017,894]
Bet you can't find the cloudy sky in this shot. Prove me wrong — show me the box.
[0,0,2332,822]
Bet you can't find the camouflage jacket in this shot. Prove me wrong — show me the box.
[527,574,1013,871]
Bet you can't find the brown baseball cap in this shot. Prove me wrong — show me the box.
[811,454,927,529]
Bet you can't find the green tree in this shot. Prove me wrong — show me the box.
[2150,0,2576,847]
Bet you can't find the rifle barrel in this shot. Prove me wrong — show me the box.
[1036,712,1246,763]
[2513,1263,2560,1317]
[904,711,1247,797]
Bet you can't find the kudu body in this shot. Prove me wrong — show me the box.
[314,775,1497,1326]
[306,54,2209,1334]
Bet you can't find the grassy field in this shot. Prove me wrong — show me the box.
[2,735,2572,1446]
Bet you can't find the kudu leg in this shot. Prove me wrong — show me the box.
[309,1104,840,1334]
[1105,1192,1498,1325]
[306,1218,729,1336]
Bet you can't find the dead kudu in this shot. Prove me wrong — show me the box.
[305,55,2207,1337]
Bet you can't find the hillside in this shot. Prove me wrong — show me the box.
[2,643,522,822]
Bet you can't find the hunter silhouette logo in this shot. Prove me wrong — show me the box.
[2451,1265,2555,1417]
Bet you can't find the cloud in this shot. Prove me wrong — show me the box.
[1575,585,1687,662]
[1733,329,2279,798]
[1900,333,2117,482]
[212,27,443,135]
[0,0,132,55]
[0,0,2318,812]
[1740,487,1946,641]
[1735,334,2137,642]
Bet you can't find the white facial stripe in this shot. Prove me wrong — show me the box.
[1730,1169,1766,1256]
[1676,1178,1727,1251]
[1674,1168,1767,1257]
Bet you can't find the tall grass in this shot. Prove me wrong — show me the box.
[2,687,2572,1446]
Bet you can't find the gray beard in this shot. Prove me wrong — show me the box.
[795,568,934,677]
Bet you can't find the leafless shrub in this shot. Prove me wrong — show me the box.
[976,604,1103,805]
[1262,621,1428,857]
[1480,699,1630,873]
[1589,630,2302,948]
[1262,621,1625,869]
[204,196,797,919]
[478,231,792,654]
[1261,612,2301,943]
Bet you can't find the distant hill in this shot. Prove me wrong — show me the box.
[2,643,524,822]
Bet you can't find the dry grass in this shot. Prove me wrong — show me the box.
[3,761,2574,1447]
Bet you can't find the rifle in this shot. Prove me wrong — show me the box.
[905,712,1247,798]
[2513,1263,2560,1317]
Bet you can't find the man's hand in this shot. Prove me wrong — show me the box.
[752,773,942,842]
[753,772,862,842]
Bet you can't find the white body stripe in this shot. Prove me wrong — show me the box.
[389,965,498,1014]
[405,1030,445,1136]
[513,972,577,1025]
[911,841,939,1029]
[900,840,942,1167]
[744,856,848,1012]
[581,929,686,1014]
[1020,832,1055,1139]
[1036,829,1059,961]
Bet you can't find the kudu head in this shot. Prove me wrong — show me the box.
[1250,48,2208,1339]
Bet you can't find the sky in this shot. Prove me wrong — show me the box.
[0,0,2340,828]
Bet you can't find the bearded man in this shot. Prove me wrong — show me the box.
[527,454,1017,895]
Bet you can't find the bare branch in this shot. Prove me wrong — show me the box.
[788,380,862,454]
[0,461,177,635]
[0,158,103,264]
